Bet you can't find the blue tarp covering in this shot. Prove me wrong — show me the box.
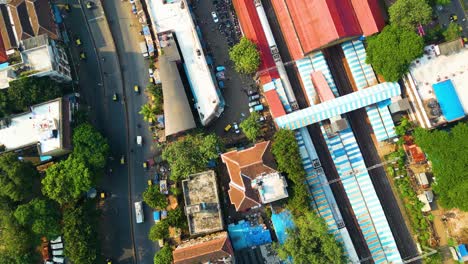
[459,244,468,257]
[271,210,295,245]
[147,42,154,53]
[227,220,272,251]
[0,62,9,70]
[142,26,150,36]
[53,5,63,24]
[40,156,53,162]
[432,80,465,122]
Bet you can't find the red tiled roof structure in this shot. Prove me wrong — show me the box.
[232,0,279,84]
[0,32,7,63]
[173,232,234,264]
[264,89,286,118]
[270,0,385,60]
[221,141,278,211]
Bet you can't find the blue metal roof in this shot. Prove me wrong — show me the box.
[275,82,401,130]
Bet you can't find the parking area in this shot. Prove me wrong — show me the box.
[191,0,257,138]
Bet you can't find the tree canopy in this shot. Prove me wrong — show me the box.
[389,0,433,30]
[366,25,424,82]
[143,185,168,210]
[414,123,468,210]
[13,198,61,239]
[62,204,98,264]
[42,156,93,205]
[0,153,37,202]
[154,245,173,264]
[271,129,306,184]
[443,23,462,42]
[72,123,109,172]
[240,112,262,142]
[149,220,169,241]
[166,207,186,228]
[277,211,346,264]
[229,37,261,74]
[162,134,222,181]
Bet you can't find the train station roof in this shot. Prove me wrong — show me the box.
[269,0,384,60]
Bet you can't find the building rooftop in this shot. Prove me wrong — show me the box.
[221,141,288,212]
[0,97,63,155]
[182,170,223,236]
[148,0,222,125]
[173,232,234,264]
[408,43,468,127]
[270,0,384,60]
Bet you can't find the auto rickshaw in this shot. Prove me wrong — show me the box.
[75,37,82,46]
[147,179,152,186]
[112,93,118,101]
[86,1,93,9]
[79,52,86,60]
[120,155,125,164]
[134,85,140,93]
[143,161,148,169]
[224,124,232,132]
[64,4,71,12]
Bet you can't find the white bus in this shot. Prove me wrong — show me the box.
[135,201,144,223]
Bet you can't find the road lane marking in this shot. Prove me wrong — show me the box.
[88,15,104,22]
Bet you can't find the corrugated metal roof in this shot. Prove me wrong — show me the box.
[264,89,286,118]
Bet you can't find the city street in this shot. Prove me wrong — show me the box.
[62,0,156,262]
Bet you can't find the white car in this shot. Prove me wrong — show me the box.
[136,136,142,146]
[248,100,260,107]
[233,122,240,134]
[211,11,219,23]
[148,68,154,78]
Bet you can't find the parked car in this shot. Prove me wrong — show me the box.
[154,173,160,184]
[249,94,260,101]
[161,210,168,219]
[153,211,160,222]
[233,122,240,134]
[149,68,154,78]
[249,104,264,112]
[258,116,266,122]
[160,180,168,194]
[211,11,219,23]
[158,239,164,247]
[248,100,260,107]
[248,90,258,96]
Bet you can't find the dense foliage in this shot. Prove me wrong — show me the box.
[0,153,37,202]
[162,133,222,181]
[143,185,168,210]
[166,207,186,228]
[42,155,93,205]
[149,220,169,241]
[389,0,433,30]
[414,123,468,210]
[0,76,68,118]
[62,204,99,264]
[443,23,462,42]
[229,37,261,74]
[277,211,346,264]
[72,123,109,172]
[366,25,424,81]
[154,245,173,264]
[271,130,346,263]
[14,198,62,239]
[240,112,262,142]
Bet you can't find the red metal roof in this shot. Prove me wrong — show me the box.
[311,71,335,102]
[270,0,384,60]
[232,0,279,84]
[0,33,7,63]
[264,89,286,118]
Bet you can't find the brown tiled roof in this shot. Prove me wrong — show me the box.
[0,5,17,50]
[27,0,58,40]
[173,232,234,264]
[9,0,34,40]
[221,141,277,211]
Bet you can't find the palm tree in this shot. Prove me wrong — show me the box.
[139,104,157,121]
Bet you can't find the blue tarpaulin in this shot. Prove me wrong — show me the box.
[53,5,63,24]
[271,210,295,245]
[142,26,150,36]
[0,62,9,70]
[432,80,465,122]
[228,220,272,251]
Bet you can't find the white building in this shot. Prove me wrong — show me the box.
[0,34,71,89]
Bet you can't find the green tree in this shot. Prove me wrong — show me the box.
[42,156,93,205]
[0,153,37,201]
[389,0,433,30]
[149,220,169,241]
[14,198,62,239]
[271,130,305,184]
[276,211,346,264]
[154,245,173,264]
[435,0,451,5]
[0,252,38,264]
[240,112,262,141]
[62,204,98,264]
[6,76,66,114]
[139,103,160,121]
[443,23,462,41]
[229,37,261,74]
[143,185,168,210]
[72,123,109,172]
[162,134,222,181]
[366,25,424,81]
[167,207,186,228]
[414,123,468,210]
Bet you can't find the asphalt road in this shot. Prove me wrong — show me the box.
[435,0,468,36]
[62,0,156,263]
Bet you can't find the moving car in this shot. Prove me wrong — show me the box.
[211,11,219,23]
[136,136,142,146]
[135,201,144,223]
[233,122,240,134]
